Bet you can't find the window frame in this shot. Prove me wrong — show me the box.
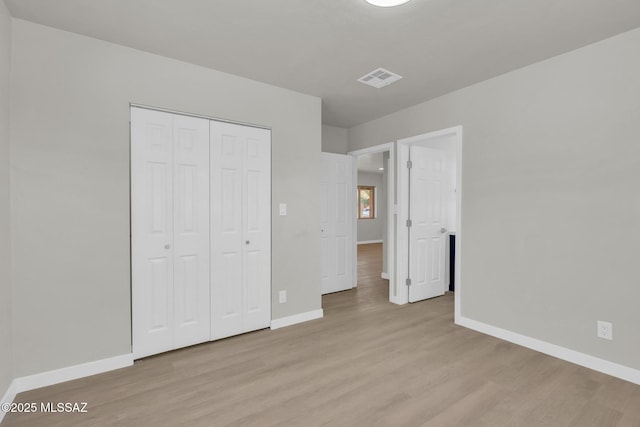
[358,185,376,220]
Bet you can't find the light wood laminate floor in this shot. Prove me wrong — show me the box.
[4,243,640,426]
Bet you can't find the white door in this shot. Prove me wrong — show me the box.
[210,121,271,341]
[172,114,211,348]
[131,107,210,359]
[408,146,447,303]
[320,153,354,294]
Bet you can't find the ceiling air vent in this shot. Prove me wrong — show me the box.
[357,67,403,88]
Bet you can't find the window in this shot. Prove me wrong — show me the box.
[358,186,375,219]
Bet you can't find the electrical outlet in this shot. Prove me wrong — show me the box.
[279,290,287,304]
[597,320,613,340]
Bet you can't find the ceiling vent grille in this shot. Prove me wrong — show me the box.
[357,67,403,88]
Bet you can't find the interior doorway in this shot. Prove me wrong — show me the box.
[396,127,462,319]
[348,143,396,304]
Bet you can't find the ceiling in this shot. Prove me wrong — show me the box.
[6,0,640,128]
[357,152,385,174]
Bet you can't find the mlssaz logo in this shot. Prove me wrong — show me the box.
[40,402,88,413]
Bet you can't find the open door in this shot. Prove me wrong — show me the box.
[320,153,354,294]
[408,146,447,302]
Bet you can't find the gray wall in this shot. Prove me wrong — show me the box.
[321,124,348,154]
[349,28,640,370]
[0,0,13,397]
[11,19,321,377]
[357,172,385,243]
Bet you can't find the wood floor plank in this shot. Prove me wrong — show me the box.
[3,243,639,426]
[568,402,622,427]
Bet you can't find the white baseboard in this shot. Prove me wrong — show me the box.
[271,309,323,330]
[381,272,389,280]
[457,316,640,386]
[357,240,383,245]
[13,353,133,395]
[0,379,18,423]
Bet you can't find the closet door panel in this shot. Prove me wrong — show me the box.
[172,114,211,347]
[211,122,271,340]
[210,123,244,340]
[243,129,271,331]
[131,107,175,359]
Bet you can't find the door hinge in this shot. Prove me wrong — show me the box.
[407,160,412,169]
[406,219,412,228]
[406,278,412,286]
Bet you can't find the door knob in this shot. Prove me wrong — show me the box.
[164,244,171,249]
[245,240,250,245]
[440,227,447,234]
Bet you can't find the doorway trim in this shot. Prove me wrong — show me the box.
[396,126,462,321]
[348,142,397,304]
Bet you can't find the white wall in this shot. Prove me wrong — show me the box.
[11,19,322,377]
[349,28,640,371]
[357,172,385,243]
[322,124,348,154]
[0,0,13,399]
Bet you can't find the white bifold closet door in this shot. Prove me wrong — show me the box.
[210,121,271,341]
[131,107,211,359]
